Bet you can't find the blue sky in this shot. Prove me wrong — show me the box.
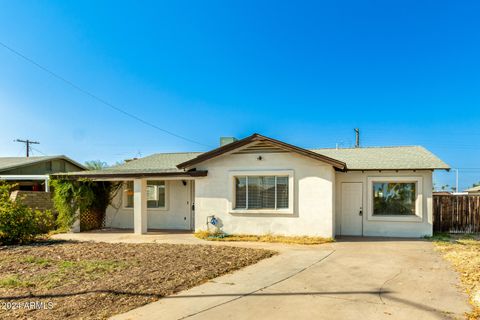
[0,1,479,190]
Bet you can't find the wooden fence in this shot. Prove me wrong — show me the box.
[433,195,480,233]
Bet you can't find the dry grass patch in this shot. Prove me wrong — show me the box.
[432,233,480,320]
[195,230,333,245]
[0,240,275,319]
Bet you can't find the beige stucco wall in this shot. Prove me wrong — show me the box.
[193,152,336,237]
[335,170,433,237]
[105,180,193,230]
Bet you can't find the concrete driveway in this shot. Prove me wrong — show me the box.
[54,232,470,319]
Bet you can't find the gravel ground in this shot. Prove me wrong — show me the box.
[0,240,275,319]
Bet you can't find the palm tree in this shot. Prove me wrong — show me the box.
[84,160,108,170]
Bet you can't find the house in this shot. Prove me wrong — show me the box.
[465,185,480,195]
[432,191,452,196]
[57,134,450,238]
[0,155,86,191]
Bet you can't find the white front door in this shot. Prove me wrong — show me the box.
[341,182,363,236]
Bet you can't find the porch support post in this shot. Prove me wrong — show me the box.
[70,209,80,233]
[45,176,50,192]
[133,178,148,234]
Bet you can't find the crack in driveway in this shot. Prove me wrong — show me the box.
[378,269,403,304]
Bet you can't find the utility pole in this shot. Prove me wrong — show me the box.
[15,139,40,157]
[354,128,360,148]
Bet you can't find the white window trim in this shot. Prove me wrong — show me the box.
[366,176,423,222]
[228,170,294,215]
[122,180,169,211]
[146,181,169,211]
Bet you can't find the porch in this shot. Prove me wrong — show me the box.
[103,178,197,234]
[55,174,205,235]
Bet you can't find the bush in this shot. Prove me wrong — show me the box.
[0,184,38,244]
[0,183,56,245]
[34,209,57,234]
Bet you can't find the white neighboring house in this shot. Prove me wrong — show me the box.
[57,134,450,238]
[465,185,480,195]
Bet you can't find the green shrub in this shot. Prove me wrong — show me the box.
[34,209,57,234]
[0,183,57,245]
[0,183,38,244]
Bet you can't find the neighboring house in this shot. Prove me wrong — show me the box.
[57,134,450,238]
[432,191,452,196]
[0,156,86,191]
[465,185,480,195]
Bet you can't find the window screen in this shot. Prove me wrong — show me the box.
[235,176,289,210]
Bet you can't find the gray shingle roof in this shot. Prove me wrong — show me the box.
[60,145,449,178]
[69,152,202,176]
[311,146,449,170]
[0,156,86,173]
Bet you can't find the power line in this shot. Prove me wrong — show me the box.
[16,145,24,157]
[30,146,47,156]
[0,41,212,148]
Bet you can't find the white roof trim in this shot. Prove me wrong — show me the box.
[0,175,49,180]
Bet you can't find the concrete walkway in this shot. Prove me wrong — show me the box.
[53,232,471,320]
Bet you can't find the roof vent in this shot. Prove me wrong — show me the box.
[220,137,238,147]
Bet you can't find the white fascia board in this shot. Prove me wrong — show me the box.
[0,175,49,180]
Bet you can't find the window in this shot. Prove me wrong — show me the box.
[123,180,166,209]
[235,176,289,210]
[373,182,416,215]
[124,181,134,208]
[146,181,166,208]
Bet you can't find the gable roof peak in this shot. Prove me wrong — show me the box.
[177,133,347,170]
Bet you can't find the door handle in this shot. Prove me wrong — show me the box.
[359,210,363,216]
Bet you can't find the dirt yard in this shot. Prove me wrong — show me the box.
[433,234,480,320]
[0,240,275,319]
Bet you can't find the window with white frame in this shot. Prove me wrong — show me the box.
[234,176,289,210]
[123,180,167,209]
[146,181,166,208]
[373,182,416,215]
